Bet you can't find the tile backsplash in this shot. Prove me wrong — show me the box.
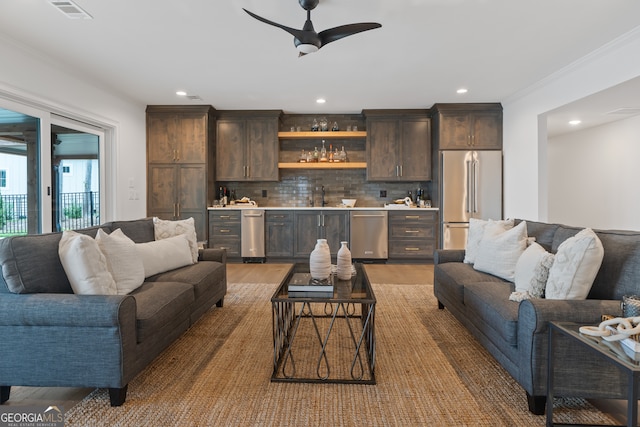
[217,169,431,208]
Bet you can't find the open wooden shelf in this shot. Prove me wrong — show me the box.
[278,131,366,139]
[278,162,367,169]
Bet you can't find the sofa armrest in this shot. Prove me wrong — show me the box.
[433,249,465,265]
[199,248,227,264]
[0,293,136,327]
[518,298,622,334]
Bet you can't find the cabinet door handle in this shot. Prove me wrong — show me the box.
[219,215,230,219]
[396,165,399,177]
[317,215,321,227]
[176,203,180,217]
[405,215,420,219]
[220,229,230,233]
[404,247,420,251]
[173,203,177,217]
[175,149,180,161]
[405,230,420,234]
[399,165,403,177]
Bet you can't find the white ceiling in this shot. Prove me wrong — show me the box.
[1,0,640,135]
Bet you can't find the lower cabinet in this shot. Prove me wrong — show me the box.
[294,210,349,258]
[266,211,294,258]
[388,210,438,260]
[208,210,241,258]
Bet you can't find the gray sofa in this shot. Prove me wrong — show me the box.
[434,219,640,414]
[0,218,227,406]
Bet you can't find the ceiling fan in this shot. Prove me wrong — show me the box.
[243,0,382,56]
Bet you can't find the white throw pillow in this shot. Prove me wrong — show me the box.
[58,230,117,295]
[136,234,194,277]
[464,218,514,264]
[545,228,604,300]
[95,228,145,294]
[473,221,528,282]
[153,217,199,263]
[513,242,555,299]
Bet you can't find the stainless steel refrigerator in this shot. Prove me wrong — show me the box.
[440,150,503,249]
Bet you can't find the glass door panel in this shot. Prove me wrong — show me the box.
[0,107,41,235]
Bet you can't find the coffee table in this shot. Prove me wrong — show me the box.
[271,263,376,384]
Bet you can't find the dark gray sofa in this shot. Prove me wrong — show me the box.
[0,218,227,406]
[434,219,640,414]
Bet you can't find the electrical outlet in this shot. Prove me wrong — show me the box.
[380,190,387,198]
[262,189,267,197]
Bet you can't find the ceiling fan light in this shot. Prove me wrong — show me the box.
[297,44,319,54]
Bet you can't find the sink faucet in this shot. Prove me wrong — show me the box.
[321,186,326,207]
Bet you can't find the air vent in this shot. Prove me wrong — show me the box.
[48,0,93,19]
[606,107,640,115]
[187,95,203,101]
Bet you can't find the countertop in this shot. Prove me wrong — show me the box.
[208,206,438,211]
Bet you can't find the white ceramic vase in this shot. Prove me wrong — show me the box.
[336,241,352,280]
[309,239,331,280]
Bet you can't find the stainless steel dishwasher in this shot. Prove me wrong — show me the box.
[241,209,265,262]
[349,211,388,260]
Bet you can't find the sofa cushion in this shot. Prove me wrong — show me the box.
[95,228,145,294]
[153,217,199,263]
[130,281,194,343]
[515,219,559,253]
[589,229,640,300]
[435,262,508,307]
[0,226,103,294]
[136,235,194,278]
[546,228,604,300]
[464,282,519,347]
[146,261,225,300]
[474,221,528,282]
[108,218,155,243]
[58,230,118,295]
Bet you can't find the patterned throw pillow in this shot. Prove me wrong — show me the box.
[153,217,199,263]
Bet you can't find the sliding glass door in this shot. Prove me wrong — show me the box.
[0,102,106,235]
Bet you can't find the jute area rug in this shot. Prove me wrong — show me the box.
[65,266,616,426]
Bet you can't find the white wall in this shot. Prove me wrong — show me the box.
[548,115,640,230]
[502,28,640,227]
[0,35,147,222]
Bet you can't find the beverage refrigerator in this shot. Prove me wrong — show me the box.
[439,150,503,249]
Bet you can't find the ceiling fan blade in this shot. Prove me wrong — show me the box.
[242,8,306,40]
[318,22,382,47]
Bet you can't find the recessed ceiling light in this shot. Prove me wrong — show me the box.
[456,88,468,94]
[176,91,187,96]
[569,120,582,125]
[316,98,326,104]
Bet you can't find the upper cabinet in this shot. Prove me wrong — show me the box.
[432,103,502,150]
[146,105,216,241]
[364,110,431,181]
[216,111,281,181]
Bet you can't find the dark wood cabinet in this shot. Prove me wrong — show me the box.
[146,106,216,241]
[216,111,281,181]
[432,103,502,150]
[364,110,431,181]
[388,210,438,260]
[294,210,349,258]
[266,211,294,258]
[208,210,241,258]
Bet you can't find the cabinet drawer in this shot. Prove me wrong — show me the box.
[266,212,293,223]
[210,223,240,237]
[389,223,435,239]
[389,211,437,223]
[209,211,242,222]
[209,238,240,256]
[389,240,435,258]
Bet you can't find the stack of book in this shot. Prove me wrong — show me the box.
[287,273,334,298]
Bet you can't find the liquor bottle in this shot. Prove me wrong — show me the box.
[313,147,319,162]
[320,140,327,161]
[340,146,347,162]
[329,143,333,161]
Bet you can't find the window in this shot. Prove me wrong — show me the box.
[0,170,5,187]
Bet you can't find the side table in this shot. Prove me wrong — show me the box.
[547,321,640,427]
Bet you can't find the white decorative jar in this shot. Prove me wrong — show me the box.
[336,241,352,280]
[309,239,331,280]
